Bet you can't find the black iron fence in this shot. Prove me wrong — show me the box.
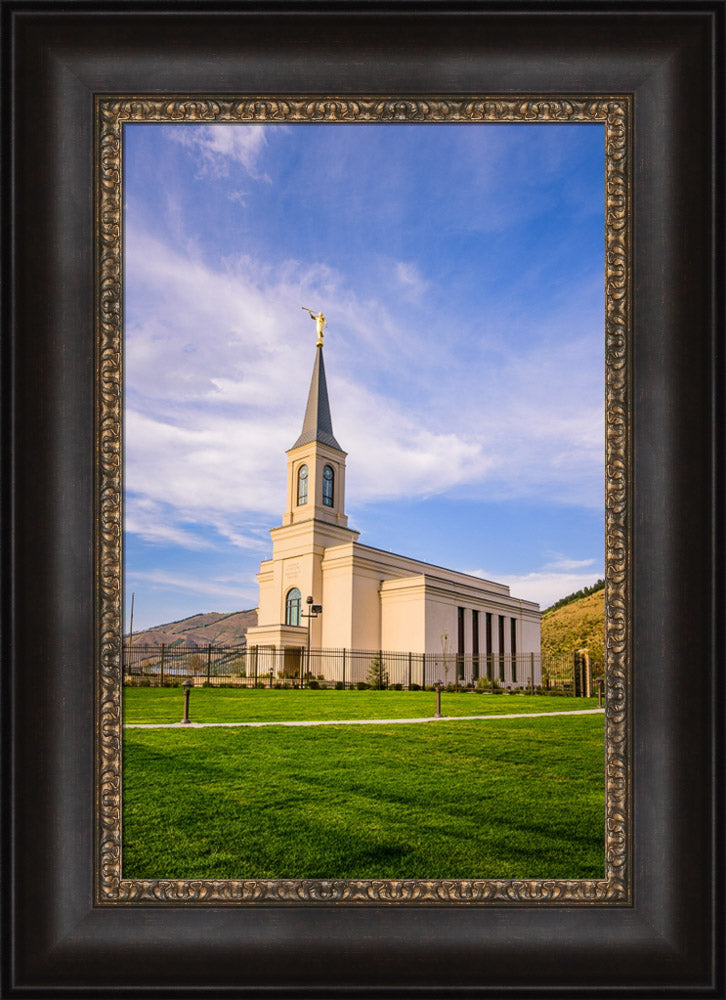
[124,643,597,695]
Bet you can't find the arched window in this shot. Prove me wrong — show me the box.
[322,465,334,507]
[296,464,308,505]
[285,588,301,627]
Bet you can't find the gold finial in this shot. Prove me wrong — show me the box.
[302,306,327,347]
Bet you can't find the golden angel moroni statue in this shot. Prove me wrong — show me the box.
[302,306,327,347]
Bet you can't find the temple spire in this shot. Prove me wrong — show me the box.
[290,340,342,451]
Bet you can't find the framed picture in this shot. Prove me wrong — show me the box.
[110,100,620,901]
[4,3,722,995]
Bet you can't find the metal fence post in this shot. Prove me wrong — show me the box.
[207,644,212,684]
[160,643,165,686]
[422,652,426,689]
[408,651,412,690]
[342,648,346,689]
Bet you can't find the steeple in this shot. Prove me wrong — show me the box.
[282,325,348,530]
[291,346,342,451]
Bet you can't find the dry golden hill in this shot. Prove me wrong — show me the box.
[541,588,605,668]
[127,609,258,647]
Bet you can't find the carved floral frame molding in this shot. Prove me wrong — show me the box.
[96,96,631,906]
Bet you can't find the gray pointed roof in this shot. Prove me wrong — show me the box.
[290,345,342,451]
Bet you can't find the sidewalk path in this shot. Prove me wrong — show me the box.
[125,707,605,730]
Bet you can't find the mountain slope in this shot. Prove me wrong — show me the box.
[541,589,605,667]
[127,609,258,647]
[129,590,606,664]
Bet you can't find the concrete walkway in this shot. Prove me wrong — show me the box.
[124,707,605,730]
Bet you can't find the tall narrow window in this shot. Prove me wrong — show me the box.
[511,618,517,682]
[322,465,334,507]
[498,615,505,681]
[296,465,308,505]
[285,588,301,627]
[485,612,493,679]
[457,606,465,680]
[472,610,480,680]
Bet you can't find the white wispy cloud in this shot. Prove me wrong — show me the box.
[467,556,602,609]
[166,124,271,180]
[124,496,218,550]
[124,228,604,549]
[126,568,260,602]
[394,260,428,300]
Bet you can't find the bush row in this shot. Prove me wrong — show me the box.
[123,676,565,695]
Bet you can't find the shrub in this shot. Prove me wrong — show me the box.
[356,681,369,690]
[307,680,320,690]
[410,683,421,691]
[366,656,389,690]
[335,681,345,690]
[391,683,403,691]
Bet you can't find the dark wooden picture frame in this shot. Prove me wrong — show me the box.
[3,3,723,995]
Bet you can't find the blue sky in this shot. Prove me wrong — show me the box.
[123,122,605,632]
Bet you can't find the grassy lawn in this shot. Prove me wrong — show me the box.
[123,686,601,724]
[122,707,605,881]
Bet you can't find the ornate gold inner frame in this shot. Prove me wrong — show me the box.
[96,97,631,905]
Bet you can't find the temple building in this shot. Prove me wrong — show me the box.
[245,324,541,687]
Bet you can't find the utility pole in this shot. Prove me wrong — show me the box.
[127,592,135,673]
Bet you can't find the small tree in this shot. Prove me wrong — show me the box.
[367,655,389,690]
[440,632,451,682]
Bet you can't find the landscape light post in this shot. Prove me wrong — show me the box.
[301,596,322,689]
[435,680,444,719]
[182,679,193,724]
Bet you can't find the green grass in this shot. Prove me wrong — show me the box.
[122,706,605,881]
[123,686,601,724]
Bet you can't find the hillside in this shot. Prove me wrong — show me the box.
[541,588,605,668]
[126,609,257,647]
[128,592,606,663]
